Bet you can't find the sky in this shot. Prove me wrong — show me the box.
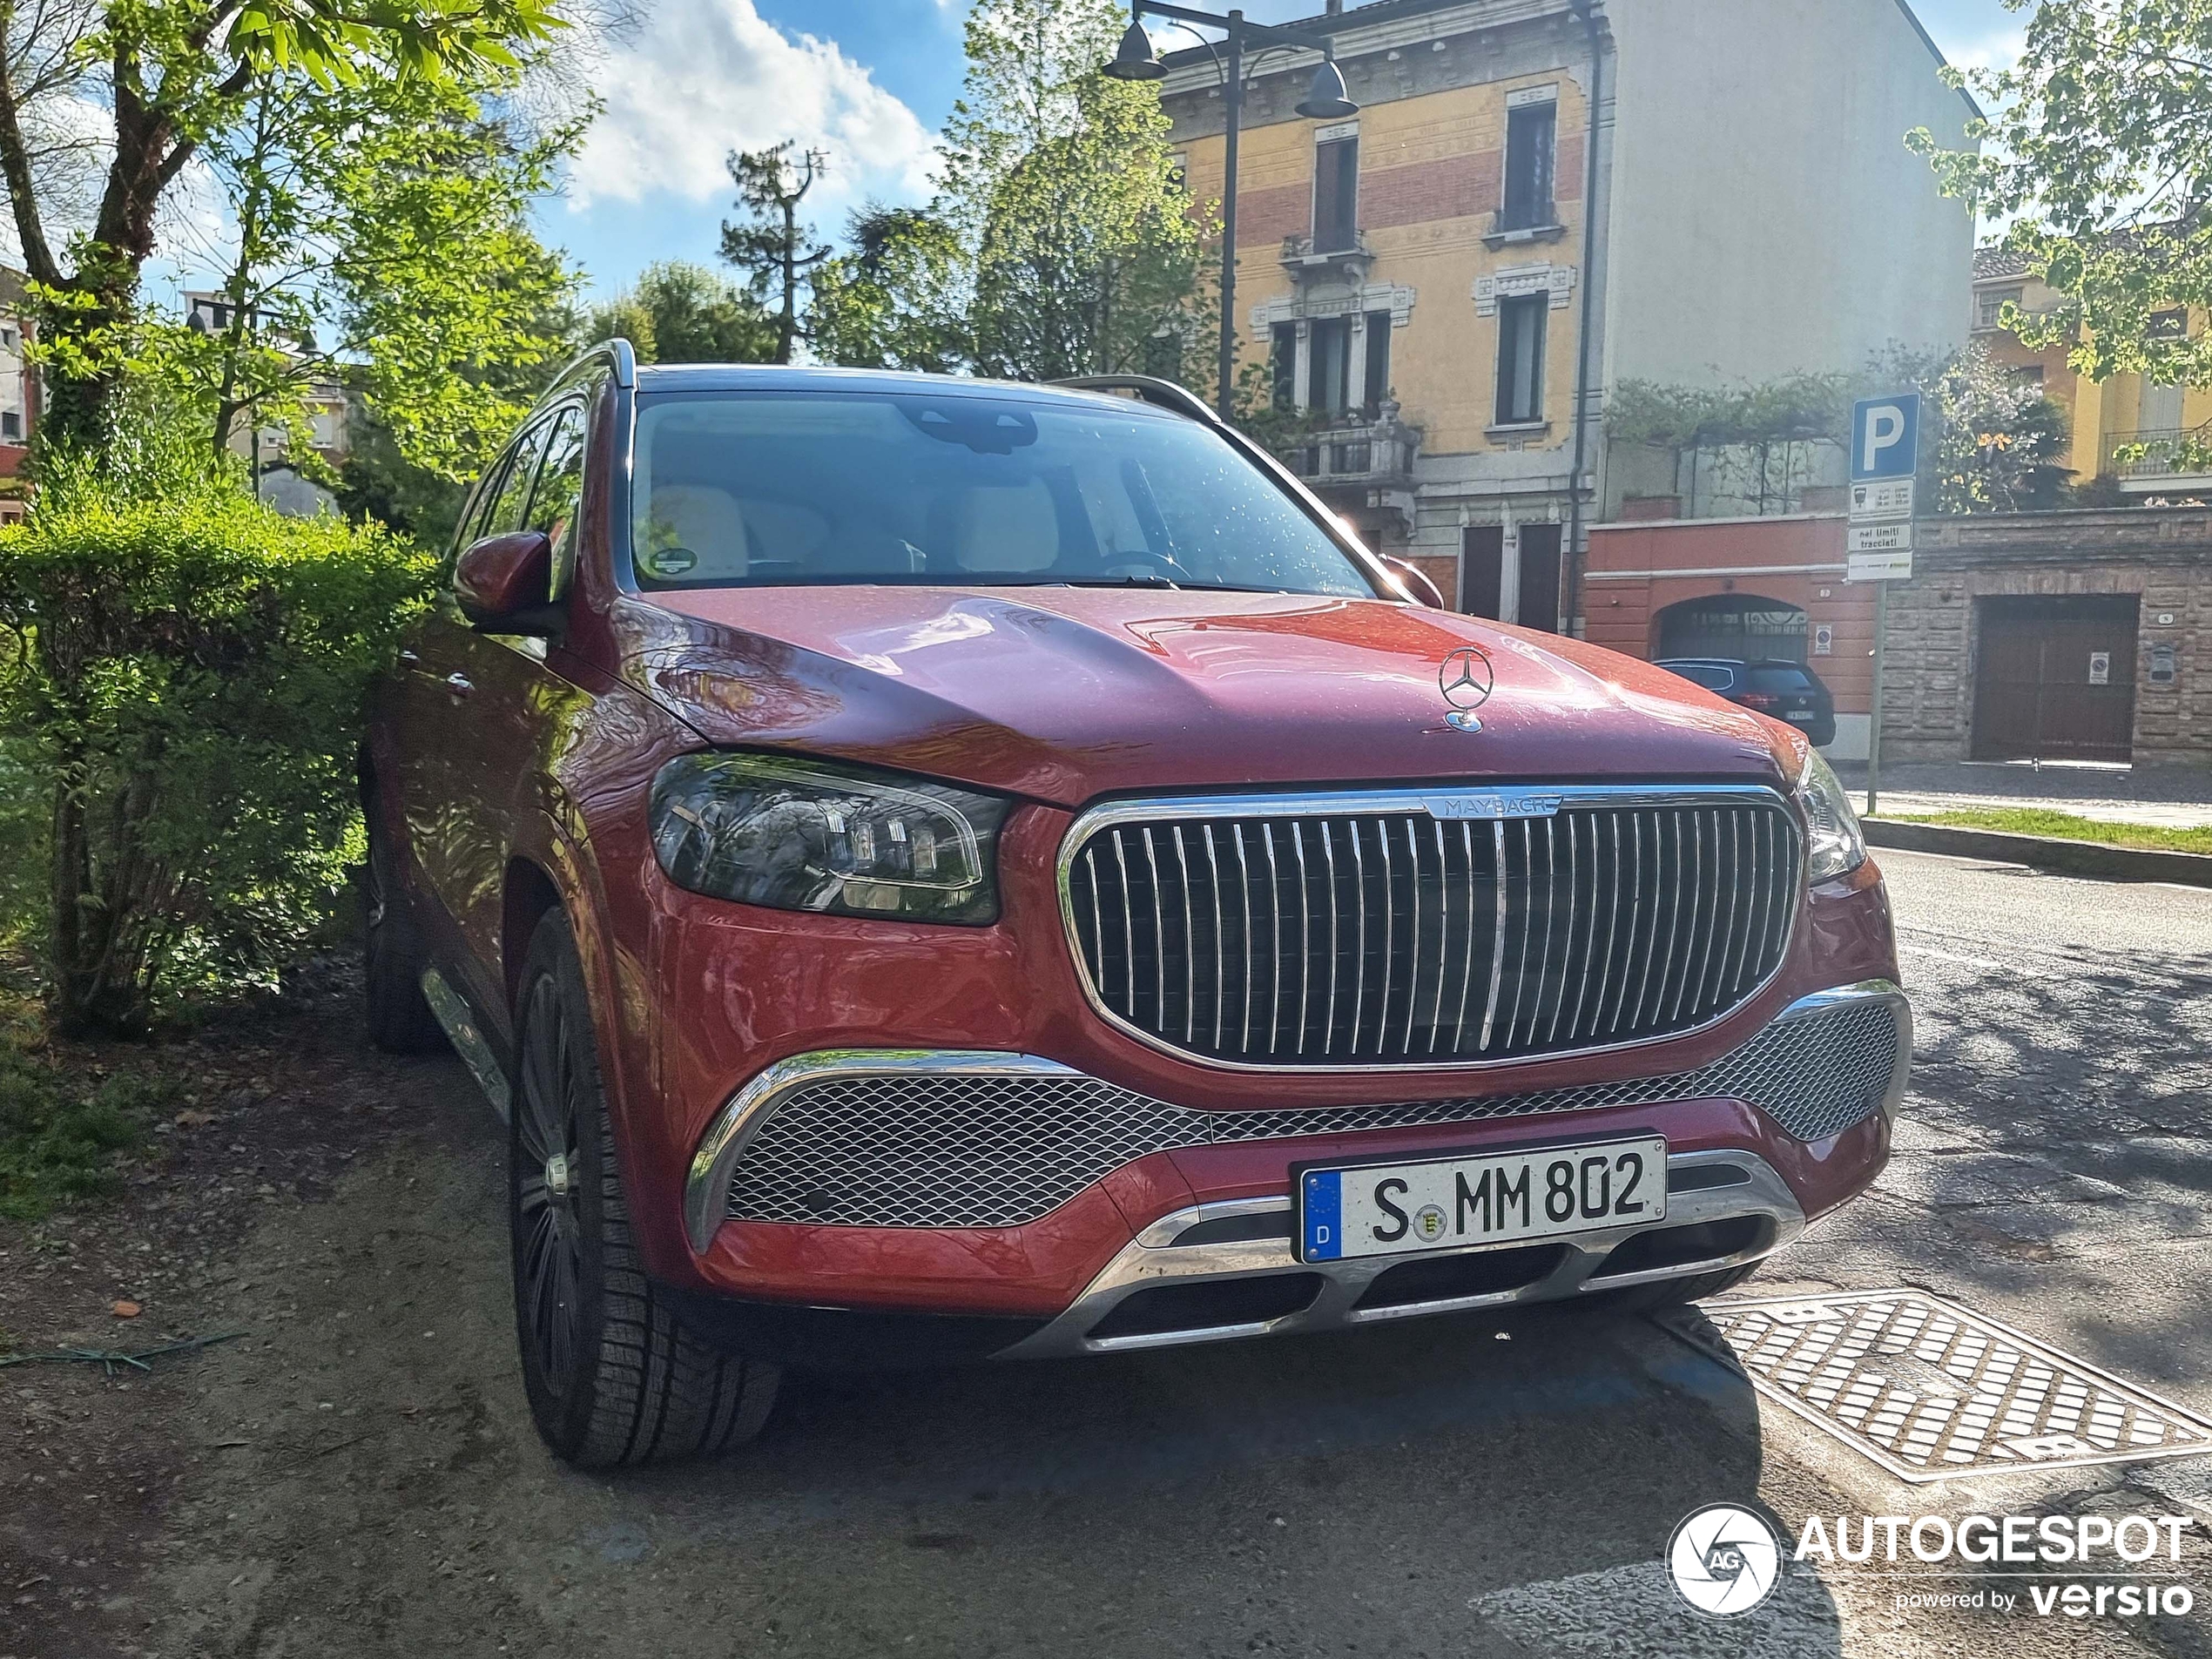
[549,0,2031,302]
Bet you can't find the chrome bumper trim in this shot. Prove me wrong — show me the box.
[997,1149,1808,1361]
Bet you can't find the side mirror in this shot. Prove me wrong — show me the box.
[455,530,555,630]
[1382,555,1445,609]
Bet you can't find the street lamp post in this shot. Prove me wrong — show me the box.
[1104,3,1359,421]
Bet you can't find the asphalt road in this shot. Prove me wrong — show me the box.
[91,852,2212,1656]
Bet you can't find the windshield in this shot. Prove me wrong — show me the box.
[628,388,1379,597]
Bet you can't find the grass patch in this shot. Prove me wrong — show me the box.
[0,1049,179,1221]
[1888,808,2212,857]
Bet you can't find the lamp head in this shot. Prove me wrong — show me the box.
[1104,20,1167,81]
[1296,57,1359,119]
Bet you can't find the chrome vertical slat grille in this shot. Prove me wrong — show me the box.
[1064,790,1802,1069]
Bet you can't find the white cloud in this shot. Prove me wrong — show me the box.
[1947,24,2025,77]
[568,0,937,212]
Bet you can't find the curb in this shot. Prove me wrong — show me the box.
[1864,819,2212,888]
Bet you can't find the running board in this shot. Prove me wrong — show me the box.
[420,968,511,1124]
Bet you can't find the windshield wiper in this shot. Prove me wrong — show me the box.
[1059,574,1182,590]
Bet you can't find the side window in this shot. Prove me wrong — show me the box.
[528,405,588,597]
[486,422,552,536]
[455,457,509,556]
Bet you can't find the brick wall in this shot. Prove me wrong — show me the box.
[1237,181,1311,249]
[1880,509,2212,768]
[1361,151,1499,230]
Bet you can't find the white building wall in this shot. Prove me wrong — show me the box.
[1600,0,1975,392]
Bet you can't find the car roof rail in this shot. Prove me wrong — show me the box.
[1051,374,1219,425]
[538,337,638,406]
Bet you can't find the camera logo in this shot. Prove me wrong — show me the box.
[1669,1504,1783,1615]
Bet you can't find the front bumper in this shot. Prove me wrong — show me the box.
[677,980,1908,1345]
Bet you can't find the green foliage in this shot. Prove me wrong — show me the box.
[0,426,438,1032]
[1604,374,1852,453]
[709,0,1207,384]
[334,404,471,553]
[1898,346,2073,514]
[1229,357,1331,456]
[0,0,570,453]
[0,1051,175,1221]
[1909,1,2212,395]
[584,261,773,365]
[940,0,1212,384]
[1895,808,2212,856]
[809,205,971,373]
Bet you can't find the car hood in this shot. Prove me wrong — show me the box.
[609,586,1802,806]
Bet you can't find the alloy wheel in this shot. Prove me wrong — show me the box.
[515,974,584,1397]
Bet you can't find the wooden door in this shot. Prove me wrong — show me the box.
[1971,597,2138,762]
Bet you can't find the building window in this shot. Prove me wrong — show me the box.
[1309,316,1352,414]
[2148,307,2189,340]
[1975,286,2023,330]
[1271,322,1297,409]
[1501,101,1556,232]
[1,411,19,441]
[1494,293,1547,425]
[1313,133,1359,253]
[1362,310,1393,412]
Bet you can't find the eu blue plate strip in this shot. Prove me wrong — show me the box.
[1301,1169,1343,1261]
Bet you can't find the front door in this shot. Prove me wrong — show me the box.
[1971,596,2139,763]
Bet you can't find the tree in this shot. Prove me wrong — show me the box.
[1885,346,2073,515]
[0,0,566,454]
[139,67,584,475]
[1910,1,2212,398]
[720,144,830,365]
[807,203,970,372]
[584,260,772,364]
[936,0,1210,384]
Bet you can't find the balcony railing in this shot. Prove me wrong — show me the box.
[1281,231,1375,275]
[2101,421,2212,482]
[1284,406,1419,489]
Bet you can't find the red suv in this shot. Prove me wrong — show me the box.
[365,347,1907,1467]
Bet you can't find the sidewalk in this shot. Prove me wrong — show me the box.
[1828,759,2212,831]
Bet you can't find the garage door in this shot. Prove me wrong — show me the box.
[1971,596,2139,763]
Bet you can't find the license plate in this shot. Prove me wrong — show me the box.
[1297,1136,1667,1264]
[1784,711,1817,724]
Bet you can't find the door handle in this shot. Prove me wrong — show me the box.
[444,672,475,698]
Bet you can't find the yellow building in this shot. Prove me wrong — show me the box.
[1159,0,1975,630]
[1973,248,2212,497]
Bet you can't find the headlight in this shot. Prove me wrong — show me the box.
[1794,748,1867,884]
[650,752,1011,924]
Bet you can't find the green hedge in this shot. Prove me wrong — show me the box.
[0,475,437,1032]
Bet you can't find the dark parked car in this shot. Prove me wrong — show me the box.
[365,347,1907,1467]
[1656,658,1838,748]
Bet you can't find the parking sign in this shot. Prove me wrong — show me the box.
[1851,393,1920,482]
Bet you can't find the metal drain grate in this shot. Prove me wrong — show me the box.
[1703,1290,2212,1483]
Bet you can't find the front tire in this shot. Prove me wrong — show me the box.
[509,910,779,1467]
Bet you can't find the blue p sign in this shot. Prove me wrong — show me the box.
[1851,393,1920,481]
